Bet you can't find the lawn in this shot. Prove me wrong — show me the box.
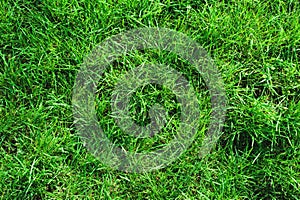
[0,0,299,199]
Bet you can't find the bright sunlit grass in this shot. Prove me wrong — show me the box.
[0,0,299,199]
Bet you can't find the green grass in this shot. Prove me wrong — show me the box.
[1,0,299,199]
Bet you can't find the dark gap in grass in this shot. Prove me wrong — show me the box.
[250,169,296,199]
[253,87,264,99]
[234,133,272,154]
[2,136,18,154]
[69,120,76,135]
[32,194,43,200]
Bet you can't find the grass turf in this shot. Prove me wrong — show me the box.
[0,0,299,199]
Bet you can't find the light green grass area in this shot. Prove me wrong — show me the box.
[1,0,299,199]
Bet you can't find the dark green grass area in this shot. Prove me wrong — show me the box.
[1,0,299,199]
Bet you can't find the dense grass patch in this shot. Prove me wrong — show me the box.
[1,0,299,199]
